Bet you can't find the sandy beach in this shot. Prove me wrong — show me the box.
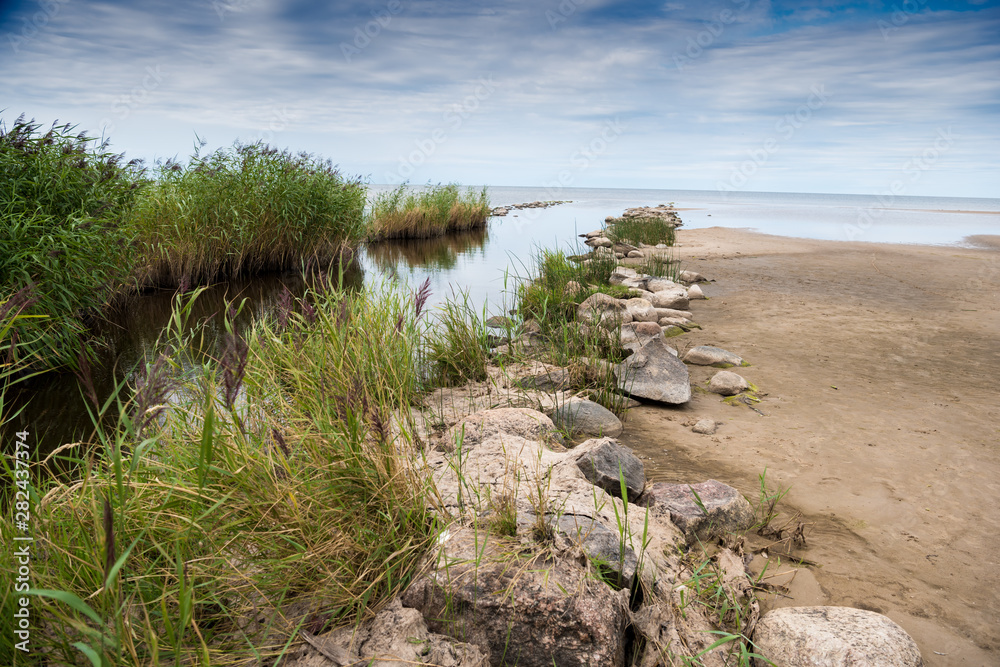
[619,227,999,666]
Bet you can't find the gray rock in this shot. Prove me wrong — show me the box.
[572,437,646,502]
[641,479,754,543]
[649,288,690,310]
[616,337,692,404]
[549,513,639,589]
[626,250,644,259]
[615,252,625,259]
[654,307,693,320]
[564,280,582,296]
[585,229,604,238]
[608,266,639,285]
[661,325,685,338]
[485,315,513,328]
[620,321,665,353]
[684,346,744,367]
[446,408,557,451]
[516,367,572,392]
[522,318,542,334]
[692,419,717,435]
[708,371,749,396]
[645,277,680,293]
[585,236,614,248]
[577,292,626,324]
[402,527,628,667]
[552,397,623,437]
[754,606,924,667]
[687,283,706,299]
[625,297,658,322]
[678,269,707,283]
[285,598,488,667]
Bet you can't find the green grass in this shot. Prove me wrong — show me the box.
[0,278,440,666]
[605,216,676,247]
[367,183,490,241]
[0,116,147,373]
[129,142,367,288]
[423,286,491,388]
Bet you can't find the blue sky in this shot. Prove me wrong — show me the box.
[1,0,998,197]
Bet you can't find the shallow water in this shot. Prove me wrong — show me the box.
[5,186,999,459]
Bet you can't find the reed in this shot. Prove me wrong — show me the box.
[0,278,439,666]
[129,142,367,288]
[0,116,146,373]
[605,216,676,247]
[367,183,490,241]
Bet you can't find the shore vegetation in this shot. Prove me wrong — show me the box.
[367,183,490,241]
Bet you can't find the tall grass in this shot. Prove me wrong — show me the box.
[0,279,439,666]
[130,142,367,288]
[0,116,147,372]
[605,216,676,247]
[367,183,489,241]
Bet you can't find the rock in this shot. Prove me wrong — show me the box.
[490,207,508,217]
[678,269,707,283]
[620,321,665,353]
[402,527,629,667]
[284,598,488,667]
[649,288,690,310]
[522,318,542,334]
[516,367,572,392]
[552,398,624,438]
[485,315,513,328]
[708,371,749,396]
[688,283,706,299]
[616,337,692,404]
[627,250,644,259]
[445,408,557,451]
[571,437,645,502]
[594,245,614,257]
[683,346,744,367]
[615,252,625,259]
[585,229,604,238]
[642,480,754,543]
[586,236,614,248]
[654,307,693,320]
[564,280,582,296]
[625,297,659,322]
[577,292,626,324]
[661,325,684,338]
[655,243,669,249]
[692,418,717,435]
[549,513,639,588]
[645,277,680,293]
[754,606,924,667]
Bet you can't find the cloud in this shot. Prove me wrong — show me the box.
[0,0,997,196]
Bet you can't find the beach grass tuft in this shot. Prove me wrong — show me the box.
[605,216,676,247]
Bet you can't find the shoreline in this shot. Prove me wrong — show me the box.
[619,226,999,665]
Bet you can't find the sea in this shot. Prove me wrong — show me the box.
[363,185,1000,312]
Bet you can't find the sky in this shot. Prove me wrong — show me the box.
[1,0,998,198]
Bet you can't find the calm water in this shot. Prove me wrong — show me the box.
[6,187,999,458]
[365,185,1000,312]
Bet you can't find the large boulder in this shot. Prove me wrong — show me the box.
[616,337,692,404]
[625,297,659,322]
[585,235,614,248]
[578,292,626,324]
[571,437,645,502]
[620,321,665,353]
[708,370,749,396]
[642,480,753,543]
[678,269,707,283]
[548,512,639,589]
[753,606,924,667]
[446,408,557,451]
[402,527,630,667]
[684,345,744,367]
[645,277,681,293]
[649,288,690,310]
[552,397,623,437]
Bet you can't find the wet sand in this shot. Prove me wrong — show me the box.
[618,228,1000,666]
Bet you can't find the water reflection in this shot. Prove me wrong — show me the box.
[364,227,488,274]
[2,260,364,460]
